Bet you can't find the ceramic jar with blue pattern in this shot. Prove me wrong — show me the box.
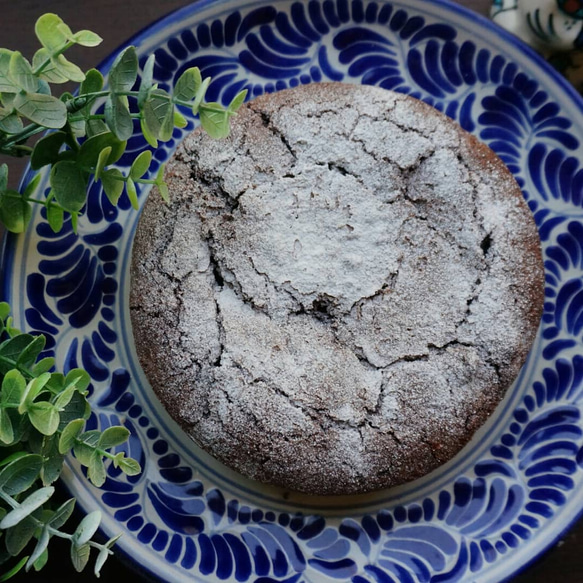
[491,0,583,91]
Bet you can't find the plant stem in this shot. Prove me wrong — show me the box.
[1,125,47,152]
[106,174,157,187]
[63,127,80,152]
[0,356,33,379]
[0,192,51,208]
[0,489,25,511]
[68,113,142,122]
[11,146,33,155]
[1,88,229,155]
[79,89,225,113]
[32,41,76,76]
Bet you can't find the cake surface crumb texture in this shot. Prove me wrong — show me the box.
[130,82,545,495]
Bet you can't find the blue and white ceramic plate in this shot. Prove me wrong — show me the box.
[3,0,583,581]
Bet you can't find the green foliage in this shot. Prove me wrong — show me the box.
[0,304,142,578]
[30,131,67,170]
[0,13,247,235]
[13,92,67,128]
[200,102,231,139]
[0,11,246,580]
[49,160,87,213]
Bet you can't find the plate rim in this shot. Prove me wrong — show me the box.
[3,0,583,581]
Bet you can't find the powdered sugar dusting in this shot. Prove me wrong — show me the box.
[130,83,544,495]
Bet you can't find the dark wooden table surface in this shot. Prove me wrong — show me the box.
[2,0,582,581]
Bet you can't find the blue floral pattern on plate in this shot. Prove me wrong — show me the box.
[3,0,583,581]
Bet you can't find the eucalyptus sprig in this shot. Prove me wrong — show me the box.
[0,13,246,234]
[0,301,141,579]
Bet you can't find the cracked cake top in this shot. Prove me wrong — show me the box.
[129,82,545,496]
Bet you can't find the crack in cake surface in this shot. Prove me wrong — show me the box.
[129,83,544,495]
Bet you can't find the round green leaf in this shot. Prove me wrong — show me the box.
[47,498,76,529]
[173,67,202,102]
[154,162,166,184]
[47,204,64,233]
[108,46,138,94]
[1,370,26,406]
[173,110,188,128]
[0,49,18,93]
[126,177,138,210]
[24,173,42,198]
[0,108,23,134]
[16,334,46,369]
[80,68,104,95]
[31,357,55,377]
[70,541,90,573]
[46,372,64,395]
[70,211,79,234]
[0,555,28,581]
[104,94,133,141]
[159,106,175,142]
[97,426,130,450]
[35,14,69,53]
[64,368,91,393]
[86,119,108,138]
[19,372,51,413]
[50,54,85,83]
[139,116,157,148]
[26,527,50,571]
[8,52,36,93]
[69,118,87,139]
[72,30,103,48]
[0,453,43,496]
[228,89,248,113]
[5,515,37,556]
[40,434,64,485]
[157,181,169,203]
[74,510,101,546]
[0,333,35,361]
[77,132,126,170]
[138,54,155,108]
[59,419,84,454]
[114,454,141,476]
[0,191,32,234]
[50,160,88,213]
[53,386,76,411]
[33,48,69,84]
[199,103,230,139]
[142,89,172,141]
[33,547,49,572]
[100,168,124,206]
[74,69,105,135]
[129,150,152,180]
[87,451,106,487]
[191,76,210,115]
[0,487,55,529]
[58,390,90,431]
[0,409,13,445]
[28,402,60,436]
[13,92,67,129]
[73,429,100,466]
[95,147,111,181]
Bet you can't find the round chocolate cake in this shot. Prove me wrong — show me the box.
[129,82,544,496]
